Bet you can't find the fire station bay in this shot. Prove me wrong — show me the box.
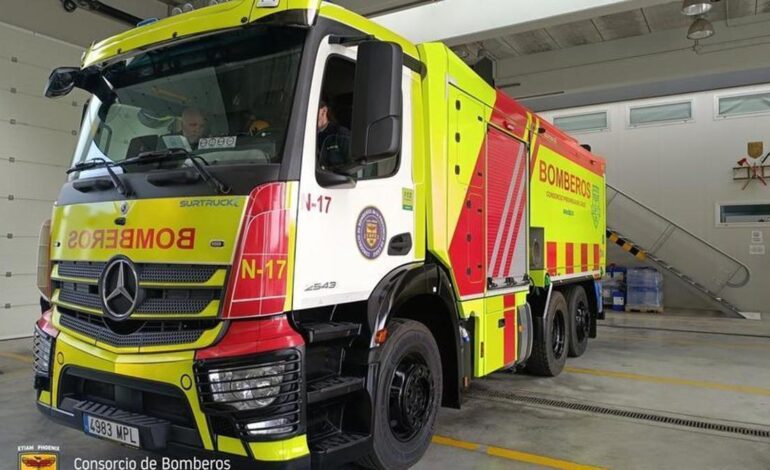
[2,1,770,469]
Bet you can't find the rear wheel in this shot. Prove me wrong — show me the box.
[526,291,568,377]
[567,286,590,357]
[359,319,442,470]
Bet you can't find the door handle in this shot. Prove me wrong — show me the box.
[388,233,412,256]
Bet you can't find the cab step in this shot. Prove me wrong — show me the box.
[310,431,369,468]
[301,321,361,343]
[307,376,365,404]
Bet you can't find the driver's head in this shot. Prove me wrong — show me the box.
[181,108,205,144]
[246,117,271,135]
[317,99,330,131]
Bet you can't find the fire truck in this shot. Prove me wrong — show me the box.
[32,1,606,468]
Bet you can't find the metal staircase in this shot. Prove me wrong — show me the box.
[606,184,751,318]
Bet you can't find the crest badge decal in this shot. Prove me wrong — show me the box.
[18,452,58,470]
[591,184,601,229]
[356,207,386,259]
[748,141,764,160]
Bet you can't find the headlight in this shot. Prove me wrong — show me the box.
[245,417,293,436]
[208,364,285,410]
[33,325,52,376]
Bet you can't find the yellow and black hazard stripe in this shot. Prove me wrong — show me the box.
[606,230,646,261]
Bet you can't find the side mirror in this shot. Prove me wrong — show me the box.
[350,41,403,164]
[45,67,81,98]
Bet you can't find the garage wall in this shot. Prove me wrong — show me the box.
[1,0,168,48]
[0,22,86,339]
[540,84,770,316]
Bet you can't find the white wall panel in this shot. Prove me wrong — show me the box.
[0,94,82,134]
[0,122,78,163]
[1,310,39,340]
[0,22,82,340]
[0,200,55,238]
[0,236,38,272]
[0,165,65,202]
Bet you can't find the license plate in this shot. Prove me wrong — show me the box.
[84,415,141,448]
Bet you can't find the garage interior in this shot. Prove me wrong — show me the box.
[1,0,769,469]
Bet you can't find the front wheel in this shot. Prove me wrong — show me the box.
[359,319,442,470]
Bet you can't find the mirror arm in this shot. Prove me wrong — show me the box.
[403,54,426,76]
[329,35,425,76]
[79,69,116,105]
[329,34,375,46]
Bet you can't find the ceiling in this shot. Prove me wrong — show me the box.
[450,0,770,61]
[156,0,437,14]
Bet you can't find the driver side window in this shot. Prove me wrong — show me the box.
[317,55,399,180]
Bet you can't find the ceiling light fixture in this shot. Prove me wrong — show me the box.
[687,17,715,40]
[681,0,712,16]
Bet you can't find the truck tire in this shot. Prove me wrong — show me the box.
[359,319,442,470]
[567,286,590,358]
[526,291,568,377]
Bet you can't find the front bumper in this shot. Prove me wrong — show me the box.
[36,331,310,469]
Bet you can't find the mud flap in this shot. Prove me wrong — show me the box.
[515,303,533,365]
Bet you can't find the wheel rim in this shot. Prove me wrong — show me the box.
[388,352,434,442]
[575,300,590,343]
[552,310,566,359]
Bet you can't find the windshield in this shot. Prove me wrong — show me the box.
[72,25,305,175]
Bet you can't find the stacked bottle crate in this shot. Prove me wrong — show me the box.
[602,265,627,311]
[625,267,664,313]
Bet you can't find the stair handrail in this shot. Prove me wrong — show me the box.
[606,183,751,288]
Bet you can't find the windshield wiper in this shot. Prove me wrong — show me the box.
[124,148,230,194]
[66,157,129,196]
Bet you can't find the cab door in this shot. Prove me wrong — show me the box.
[291,38,417,310]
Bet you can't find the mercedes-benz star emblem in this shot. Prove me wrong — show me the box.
[100,258,141,320]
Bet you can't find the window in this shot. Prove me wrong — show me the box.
[717,91,770,119]
[72,25,305,171]
[717,202,770,226]
[316,56,398,182]
[629,101,692,127]
[553,111,608,133]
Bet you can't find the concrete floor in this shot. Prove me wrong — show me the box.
[2,312,769,469]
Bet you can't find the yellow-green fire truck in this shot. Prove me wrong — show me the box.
[33,1,606,468]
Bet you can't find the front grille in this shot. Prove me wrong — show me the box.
[139,298,211,314]
[58,261,105,279]
[52,261,227,323]
[141,264,220,283]
[58,308,217,348]
[194,349,304,441]
[57,261,220,284]
[58,285,102,309]
[57,283,216,315]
